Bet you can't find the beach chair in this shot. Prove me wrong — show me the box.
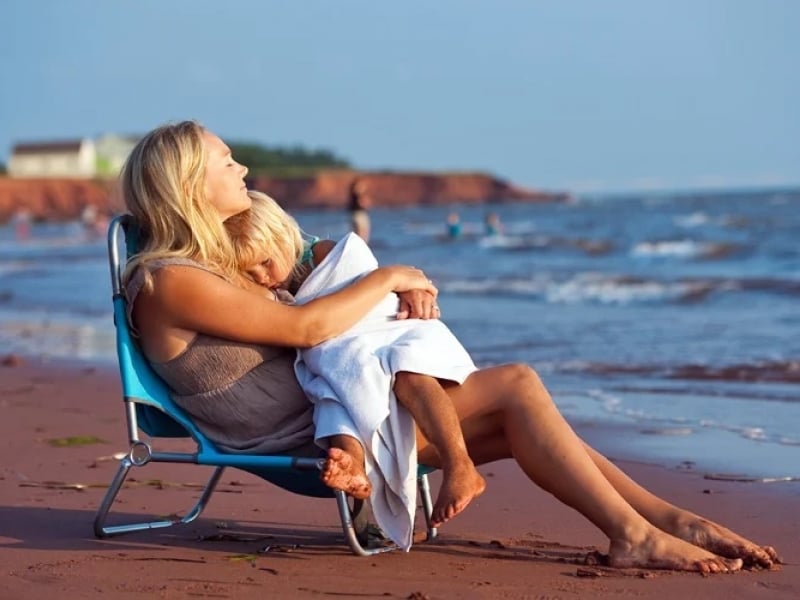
[92,214,437,556]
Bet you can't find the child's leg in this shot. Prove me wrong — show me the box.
[394,372,486,526]
[320,434,372,499]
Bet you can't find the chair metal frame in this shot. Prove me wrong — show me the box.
[93,214,437,556]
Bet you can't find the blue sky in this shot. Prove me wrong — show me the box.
[2,0,798,194]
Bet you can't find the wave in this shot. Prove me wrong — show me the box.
[669,360,800,384]
[583,387,800,450]
[0,237,106,262]
[479,234,615,256]
[440,271,800,306]
[631,239,744,261]
[674,211,714,228]
[558,359,800,386]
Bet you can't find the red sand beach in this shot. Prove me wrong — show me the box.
[1,358,797,599]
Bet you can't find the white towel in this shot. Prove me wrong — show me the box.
[293,233,476,550]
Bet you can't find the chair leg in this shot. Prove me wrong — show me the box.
[417,473,438,541]
[334,490,400,556]
[93,457,226,538]
[333,472,438,556]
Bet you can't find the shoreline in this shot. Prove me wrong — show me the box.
[4,345,799,483]
[1,357,797,598]
[4,345,800,482]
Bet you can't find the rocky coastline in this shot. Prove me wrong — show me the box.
[0,170,566,223]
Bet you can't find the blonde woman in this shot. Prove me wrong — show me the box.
[120,120,777,573]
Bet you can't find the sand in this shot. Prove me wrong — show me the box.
[1,358,797,599]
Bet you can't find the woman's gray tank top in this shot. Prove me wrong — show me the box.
[125,258,316,455]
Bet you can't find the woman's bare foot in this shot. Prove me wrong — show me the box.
[672,515,781,569]
[431,462,486,527]
[321,447,372,499]
[608,524,743,573]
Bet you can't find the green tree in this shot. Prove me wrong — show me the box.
[0,162,6,175]
[229,142,350,177]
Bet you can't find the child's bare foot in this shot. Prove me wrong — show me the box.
[608,524,743,573]
[431,462,486,527]
[672,515,781,569]
[321,447,372,499]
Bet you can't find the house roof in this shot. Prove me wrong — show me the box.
[12,140,85,155]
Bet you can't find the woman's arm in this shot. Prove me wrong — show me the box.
[292,238,437,319]
[133,262,437,361]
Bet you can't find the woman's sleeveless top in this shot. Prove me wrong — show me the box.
[125,258,316,455]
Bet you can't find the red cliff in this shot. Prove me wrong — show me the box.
[0,177,114,222]
[247,170,565,209]
[0,171,565,222]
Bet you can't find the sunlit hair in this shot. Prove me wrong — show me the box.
[225,191,304,284]
[119,120,241,288]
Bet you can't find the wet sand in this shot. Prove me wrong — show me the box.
[1,358,797,599]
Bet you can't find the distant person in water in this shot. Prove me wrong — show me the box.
[348,177,371,243]
[484,211,503,236]
[81,204,109,240]
[12,208,32,240]
[446,211,462,240]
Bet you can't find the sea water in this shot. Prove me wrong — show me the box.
[1,189,798,481]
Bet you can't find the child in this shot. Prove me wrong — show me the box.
[226,191,486,529]
[484,211,503,236]
[446,211,462,240]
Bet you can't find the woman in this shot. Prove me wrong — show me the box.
[121,120,777,574]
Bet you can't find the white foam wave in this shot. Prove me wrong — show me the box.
[443,272,708,305]
[632,239,703,258]
[0,315,114,362]
[478,235,548,249]
[545,274,679,304]
[584,389,800,449]
[674,212,712,228]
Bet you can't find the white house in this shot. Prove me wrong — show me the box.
[93,134,139,177]
[7,134,139,178]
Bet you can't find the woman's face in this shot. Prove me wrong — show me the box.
[202,131,251,220]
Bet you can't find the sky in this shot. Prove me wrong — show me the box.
[2,0,798,194]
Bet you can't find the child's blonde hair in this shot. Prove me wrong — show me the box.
[225,191,305,283]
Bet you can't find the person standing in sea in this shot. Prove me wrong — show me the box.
[348,177,371,243]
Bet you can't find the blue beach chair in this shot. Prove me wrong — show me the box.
[92,215,437,555]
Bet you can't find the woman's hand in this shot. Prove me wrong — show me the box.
[380,265,439,320]
[397,289,439,320]
[379,265,438,297]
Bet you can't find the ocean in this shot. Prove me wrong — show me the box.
[1,189,799,483]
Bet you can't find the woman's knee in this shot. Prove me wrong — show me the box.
[496,363,549,407]
[497,362,541,387]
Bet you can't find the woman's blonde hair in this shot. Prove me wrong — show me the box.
[120,120,240,287]
[225,191,305,283]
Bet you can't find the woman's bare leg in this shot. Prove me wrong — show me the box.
[417,364,743,573]
[579,443,779,567]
